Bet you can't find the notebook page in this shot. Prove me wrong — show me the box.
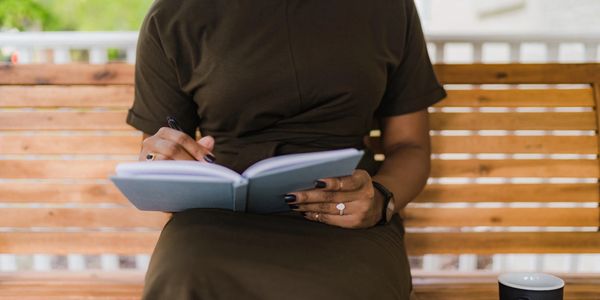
[241,148,360,178]
[116,160,243,182]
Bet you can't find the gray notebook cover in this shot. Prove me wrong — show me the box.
[110,149,363,214]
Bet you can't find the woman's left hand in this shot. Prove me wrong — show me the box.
[286,169,385,229]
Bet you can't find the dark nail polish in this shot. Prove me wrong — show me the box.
[288,204,299,209]
[314,180,326,188]
[284,194,296,203]
[204,154,216,163]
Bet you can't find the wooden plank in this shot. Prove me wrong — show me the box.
[429,112,597,130]
[0,208,169,228]
[430,135,598,154]
[0,63,134,85]
[414,183,598,203]
[0,160,123,179]
[430,159,598,178]
[0,111,130,130]
[0,183,128,204]
[403,207,599,227]
[1,159,595,179]
[369,135,599,155]
[436,88,594,107]
[405,232,600,255]
[0,232,160,254]
[434,64,600,84]
[2,231,598,255]
[0,86,134,108]
[0,135,140,154]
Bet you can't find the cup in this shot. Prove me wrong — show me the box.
[498,272,564,300]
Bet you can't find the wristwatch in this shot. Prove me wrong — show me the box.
[372,181,394,225]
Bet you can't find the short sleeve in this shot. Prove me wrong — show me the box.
[126,11,199,138]
[374,0,447,118]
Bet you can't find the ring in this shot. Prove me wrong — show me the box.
[315,213,321,222]
[336,203,346,216]
[146,153,156,161]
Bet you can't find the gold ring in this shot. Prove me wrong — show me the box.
[146,152,156,161]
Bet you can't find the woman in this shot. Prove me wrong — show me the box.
[127,0,446,299]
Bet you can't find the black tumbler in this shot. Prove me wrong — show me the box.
[498,272,564,300]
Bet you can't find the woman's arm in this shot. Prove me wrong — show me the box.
[371,108,432,218]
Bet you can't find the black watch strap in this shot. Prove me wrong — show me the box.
[372,181,393,225]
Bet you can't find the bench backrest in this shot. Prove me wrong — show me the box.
[0,63,599,257]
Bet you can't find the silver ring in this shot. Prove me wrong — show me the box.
[146,152,156,161]
[315,213,321,221]
[336,203,346,216]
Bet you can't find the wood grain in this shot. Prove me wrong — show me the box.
[403,207,599,227]
[0,85,133,107]
[436,88,594,107]
[0,63,134,85]
[0,111,130,130]
[0,208,169,228]
[405,232,600,255]
[430,159,598,178]
[0,135,140,154]
[434,63,600,84]
[0,183,128,203]
[429,112,597,130]
[414,183,598,203]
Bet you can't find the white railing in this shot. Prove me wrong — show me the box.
[1,31,599,275]
[1,31,600,64]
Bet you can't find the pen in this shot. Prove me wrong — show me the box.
[166,116,216,163]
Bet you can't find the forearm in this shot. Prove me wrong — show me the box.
[371,144,431,215]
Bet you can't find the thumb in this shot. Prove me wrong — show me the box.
[197,135,215,151]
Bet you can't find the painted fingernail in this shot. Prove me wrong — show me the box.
[314,180,326,188]
[284,194,296,203]
[288,204,299,209]
[204,154,216,163]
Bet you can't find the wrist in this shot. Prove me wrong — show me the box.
[372,181,394,225]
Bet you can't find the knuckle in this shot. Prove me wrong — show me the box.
[157,127,169,136]
[173,132,188,145]
[325,191,335,202]
[164,142,180,157]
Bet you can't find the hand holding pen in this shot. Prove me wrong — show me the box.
[139,116,216,163]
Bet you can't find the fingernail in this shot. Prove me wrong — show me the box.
[288,204,299,209]
[204,154,216,163]
[314,180,326,188]
[284,194,296,203]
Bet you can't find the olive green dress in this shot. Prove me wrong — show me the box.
[126,0,446,299]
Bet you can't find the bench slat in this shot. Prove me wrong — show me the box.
[434,63,600,84]
[405,232,600,255]
[430,112,597,130]
[403,207,599,227]
[1,111,596,131]
[0,183,128,204]
[430,159,598,178]
[0,111,129,130]
[436,88,594,107]
[0,86,133,108]
[415,183,598,203]
[1,231,599,255]
[0,64,134,85]
[2,159,595,179]
[0,135,140,154]
[431,135,598,154]
[0,208,168,228]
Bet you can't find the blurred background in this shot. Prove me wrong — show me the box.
[0,0,599,277]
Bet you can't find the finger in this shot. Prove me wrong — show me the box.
[317,171,367,192]
[149,139,196,160]
[292,201,355,215]
[156,127,213,161]
[197,136,215,152]
[290,189,344,204]
[139,151,170,161]
[304,212,364,229]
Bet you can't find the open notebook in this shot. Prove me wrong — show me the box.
[110,148,364,213]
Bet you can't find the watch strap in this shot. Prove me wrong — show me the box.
[372,181,393,225]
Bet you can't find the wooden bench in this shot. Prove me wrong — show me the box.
[0,63,599,299]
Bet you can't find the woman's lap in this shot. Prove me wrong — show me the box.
[142,208,412,300]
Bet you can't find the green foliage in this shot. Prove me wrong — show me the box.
[0,0,154,31]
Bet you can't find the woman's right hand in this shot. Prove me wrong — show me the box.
[139,127,215,162]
